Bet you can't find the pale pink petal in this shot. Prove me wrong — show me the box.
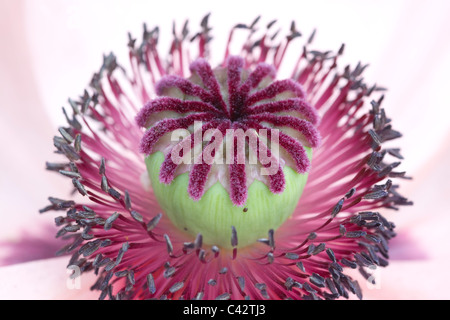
[0,226,67,267]
[0,257,97,300]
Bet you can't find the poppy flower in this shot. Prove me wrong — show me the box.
[29,12,414,301]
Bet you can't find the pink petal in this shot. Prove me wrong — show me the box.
[355,259,450,300]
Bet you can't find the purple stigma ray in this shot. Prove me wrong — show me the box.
[240,123,286,194]
[239,63,277,97]
[159,119,223,185]
[136,97,220,128]
[247,113,321,148]
[190,58,229,115]
[245,79,307,106]
[246,98,320,126]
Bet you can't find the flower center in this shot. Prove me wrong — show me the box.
[137,56,320,248]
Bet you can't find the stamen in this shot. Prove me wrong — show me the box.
[164,234,174,255]
[104,212,120,231]
[215,293,231,300]
[169,282,184,293]
[124,191,132,211]
[72,179,87,196]
[59,170,81,179]
[101,175,109,192]
[59,127,74,144]
[74,134,82,152]
[130,210,144,223]
[147,274,156,294]
[194,233,203,250]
